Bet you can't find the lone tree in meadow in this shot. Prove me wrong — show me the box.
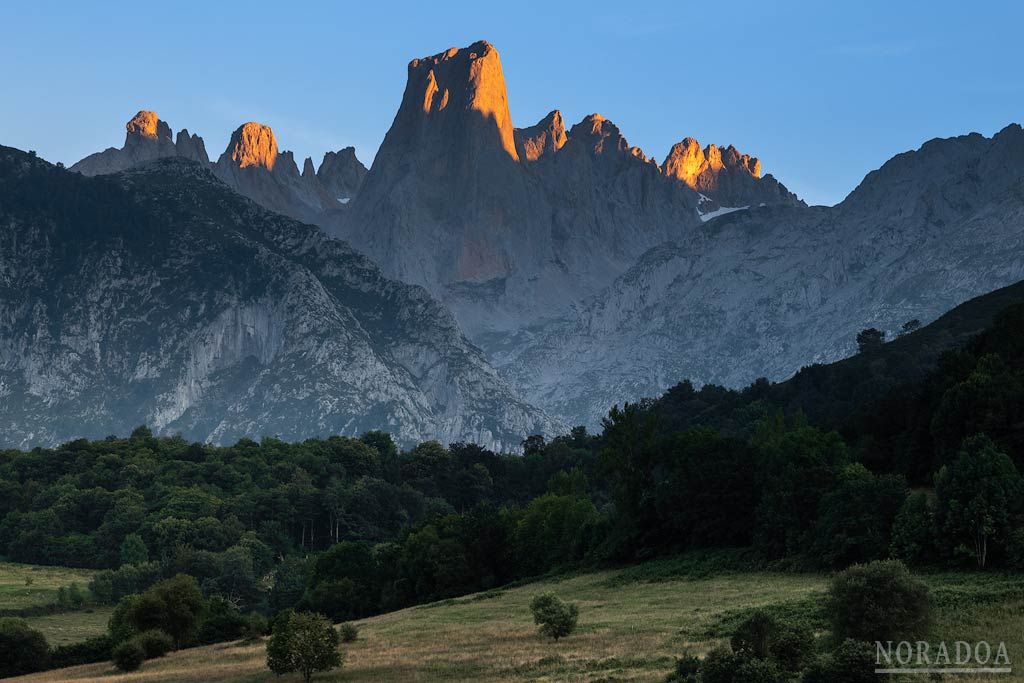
[266,611,342,682]
[530,593,579,641]
[827,560,930,643]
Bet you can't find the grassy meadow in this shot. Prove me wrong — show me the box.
[0,561,95,610]
[0,560,111,646]
[10,558,1024,683]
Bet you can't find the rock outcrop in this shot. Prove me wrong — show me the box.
[661,138,803,210]
[212,121,344,224]
[71,110,180,175]
[317,147,366,202]
[0,146,558,450]
[71,113,368,224]
[514,110,567,162]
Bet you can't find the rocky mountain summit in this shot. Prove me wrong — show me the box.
[72,45,798,343]
[337,41,800,338]
[58,41,1024,440]
[71,111,368,225]
[71,110,209,175]
[0,146,556,449]
[661,137,803,211]
[503,124,1024,426]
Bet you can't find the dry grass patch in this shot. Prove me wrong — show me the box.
[11,568,827,682]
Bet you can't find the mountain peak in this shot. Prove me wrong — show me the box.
[403,39,518,161]
[658,137,798,209]
[662,138,762,189]
[514,110,566,162]
[125,110,171,142]
[224,122,278,170]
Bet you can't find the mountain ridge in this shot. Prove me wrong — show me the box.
[0,145,558,450]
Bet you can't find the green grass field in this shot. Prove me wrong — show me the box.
[0,560,111,646]
[0,561,95,611]
[10,560,1024,683]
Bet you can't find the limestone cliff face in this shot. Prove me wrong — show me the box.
[346,40,531,291]
[514,110,566,162]
[661,138,802,210]
[0,147,558,450]
[174,129,209,164]
[340,42,711,339]
[71,110,179,175]
[224,122,279,170]
[317,147,367,201]
[503,124,1024,427]
[210,122,346,224]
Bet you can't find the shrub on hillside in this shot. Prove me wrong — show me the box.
[0,618,49,677]
[124,574,205,647]
[266,610,343,683]
[529,593,579,641]
[242,611,269,642]
[731,611,814,672]
[665,654,700,682]
[49,634,114,668]
[699,646,744,683]
[801,639,876,683]
[339,622,359,642]
[827,560,930,642]
[134,629,173,659]
[111,639,146,672]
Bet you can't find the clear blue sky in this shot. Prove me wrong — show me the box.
[2,0,1020,206]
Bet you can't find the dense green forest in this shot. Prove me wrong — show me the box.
[1,290,1023,673]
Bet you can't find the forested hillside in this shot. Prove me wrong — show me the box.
[1,282,1023,675]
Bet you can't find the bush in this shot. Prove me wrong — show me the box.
[733,657,786,683]
[827,560,930,642]
[266,611,343,683]
[49,634,114,668]
[529,593,579,641]
[700,647,743,683]
[665,654,700,682]
[802,639,876,683]
[111,639,146,672]
[242,611,269,642]
[124,574,205,647]
[196,595,246,644]
[0,618,49,677]
[134,629,173,659]
[730,611,813,672]
[339,622,359,642]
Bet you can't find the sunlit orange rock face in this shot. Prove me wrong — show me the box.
[226,122,278,171]
[125,110,171,141]
[407,40,519,161]
[662,138,761,194]
[514,110,567,162]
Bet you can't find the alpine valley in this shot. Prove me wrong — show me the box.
[4,39,1024,445]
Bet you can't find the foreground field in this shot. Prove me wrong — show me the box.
[15,567,827,682]
[12,563,1024,682]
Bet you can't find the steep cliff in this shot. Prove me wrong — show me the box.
[0,146,558,449]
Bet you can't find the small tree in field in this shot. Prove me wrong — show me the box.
[266,611,342,683]
[827,560,930,643]
[529,593,579,641]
